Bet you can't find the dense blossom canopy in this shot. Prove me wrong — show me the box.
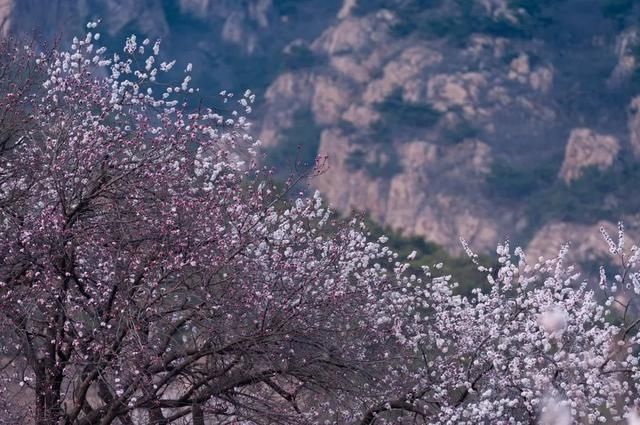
[0,25,640,425]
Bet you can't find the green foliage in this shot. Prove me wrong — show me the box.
[390,0,528,43]
[442,119,479,144]
[266,109,323,171]
[384,0,564,44]
[509,0,558,25]
[486,160,558,200]
[369,120,393,142]
[343,89,444,178]
[601,0,635,20]
[344,150,367,171]
[352,0,396,15]
[487,155,640,233]
[162,0,210,32]
[281,44,322,71]
[525,162,640,226]
[376,89,442,129]
[632,62,640,87]
[272,0,302,16]
[510,0,550,15]
[354,0,443,17]
[345,144,403,178]
[391,9,475,42]
[389,0,461,40]
[336,119,358,135]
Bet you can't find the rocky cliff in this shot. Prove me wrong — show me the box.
[4,0,640,265]
[259,0,640,261]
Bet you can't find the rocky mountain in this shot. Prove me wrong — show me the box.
[0,0,341,92]
[3,0,640,267]
[259,0,640,265]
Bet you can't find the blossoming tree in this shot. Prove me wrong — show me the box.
[1,26,640,425]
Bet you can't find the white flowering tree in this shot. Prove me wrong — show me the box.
[0,27,640,425]
[378,231,640,425]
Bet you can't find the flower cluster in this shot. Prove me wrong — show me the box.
[0,25,639,425]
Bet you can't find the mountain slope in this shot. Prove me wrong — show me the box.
[259,0,640,264]
[4,0,640,266]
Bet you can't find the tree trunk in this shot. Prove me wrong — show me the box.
[34,371,63,425]
[148,406,168,425]
[192,403,205,425]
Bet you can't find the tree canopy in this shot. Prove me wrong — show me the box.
[1,26,640,425]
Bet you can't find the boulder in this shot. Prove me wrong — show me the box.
[558,128,619,184]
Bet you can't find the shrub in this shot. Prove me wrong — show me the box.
[376,89,442,129]
[345,143,403,177]
[601,0,635,21]
[442,118,480,144]
[485,160,558,200]
[281,44,322,71]
[265,109,323,172]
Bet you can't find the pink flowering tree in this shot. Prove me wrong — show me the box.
[1,26,640,425]
[0,27,424,425]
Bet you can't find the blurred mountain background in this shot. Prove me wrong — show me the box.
[3,0,640,272]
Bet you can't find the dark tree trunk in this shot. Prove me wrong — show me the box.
[148,405,168,425]
[34,369,64,425]
[192,403,205,425]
